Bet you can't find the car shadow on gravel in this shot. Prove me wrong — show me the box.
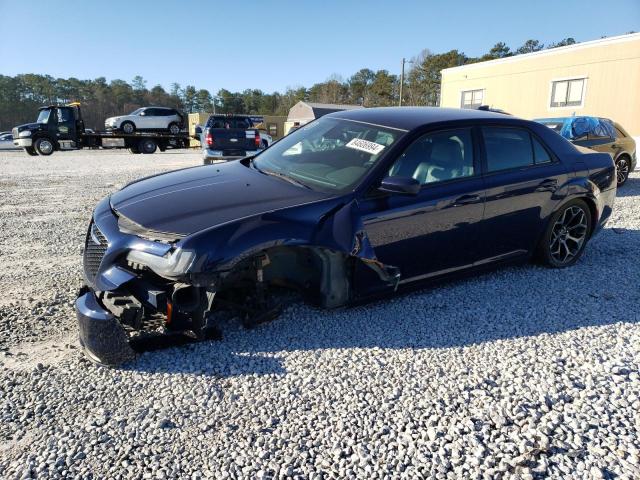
[616,175,640,197]
[127,225,640,378]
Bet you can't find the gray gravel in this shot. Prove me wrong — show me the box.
[1,149,639,479]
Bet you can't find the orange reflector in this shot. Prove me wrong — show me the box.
[166,302,173,324]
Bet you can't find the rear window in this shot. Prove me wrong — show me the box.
[207,117,251,129]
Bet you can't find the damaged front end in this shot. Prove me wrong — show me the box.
[76,194,400,366]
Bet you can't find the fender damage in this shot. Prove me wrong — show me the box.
[76,194,400,366]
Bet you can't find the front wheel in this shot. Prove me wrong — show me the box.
[121,121,135,134]
[538,199,592,268]
[168,122,180,135]
[34,137,54,156]
[615,156,630,187]
[25,147,38,156]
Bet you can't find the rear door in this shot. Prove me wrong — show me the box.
[478,126,569,261]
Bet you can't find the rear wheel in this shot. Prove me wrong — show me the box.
[168,122,180,135]
[121,121,135,134]
[615,156,630,187]
[538,199,592,268]
[129,144,141,154]
[34,137,54,156]
[25,147,38,156]
[139,138,157,154]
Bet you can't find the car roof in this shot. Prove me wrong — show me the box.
[328,106,520,131]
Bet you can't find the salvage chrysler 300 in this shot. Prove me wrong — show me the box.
[76,107,616,365]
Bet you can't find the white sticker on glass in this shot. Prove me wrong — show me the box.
[346,138,386,155]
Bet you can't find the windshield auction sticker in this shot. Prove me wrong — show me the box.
[346,138,386,155]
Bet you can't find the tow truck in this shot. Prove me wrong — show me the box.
[12,102,190,156]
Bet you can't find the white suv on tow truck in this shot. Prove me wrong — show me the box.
[105,107,183,134]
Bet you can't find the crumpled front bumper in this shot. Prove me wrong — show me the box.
[76,288,136,366]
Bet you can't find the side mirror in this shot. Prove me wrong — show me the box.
[139,112,146,116]
[379,176,420,196]
[194,125,202,136]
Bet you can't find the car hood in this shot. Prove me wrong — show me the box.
[110,160,332,236]
[15,123,42,132]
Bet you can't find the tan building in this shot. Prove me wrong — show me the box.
[440,33,640,142]
[285,102,364,134]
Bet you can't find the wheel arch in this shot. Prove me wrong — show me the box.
[33,134,58,153]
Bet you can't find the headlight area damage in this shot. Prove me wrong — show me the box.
[76,196,400,366]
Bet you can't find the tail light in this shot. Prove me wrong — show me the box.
[255,131,261,149]
[206,133,214,146]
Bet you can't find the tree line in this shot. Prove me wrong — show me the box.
[0,38,577,131]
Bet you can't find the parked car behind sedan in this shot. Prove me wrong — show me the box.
[195,114,263,163]
[0,131,18,149]
[76,107,616,365]
[105,107,184,135]
[535,116,636,186]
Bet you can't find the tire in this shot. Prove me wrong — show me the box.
[34,137,55,156]
[121,121,135,134]
[538,199,592,268]
[615,155,631,187]
[129,145,141,154]
[139,138,157,154]
[25,147,38,156]
[168,122,180,135]
[261,139,269,149]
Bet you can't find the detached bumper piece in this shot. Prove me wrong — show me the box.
[76,289,136,366]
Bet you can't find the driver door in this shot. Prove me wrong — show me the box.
[53,107,76,143]
[136,108,155,129]
[357,127,486,285]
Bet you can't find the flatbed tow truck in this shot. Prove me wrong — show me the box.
[12,102,190,156]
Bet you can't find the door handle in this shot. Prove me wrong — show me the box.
[611,144,619,149]
[453,194,480,206]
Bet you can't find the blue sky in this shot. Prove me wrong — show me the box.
[0,0,638,94]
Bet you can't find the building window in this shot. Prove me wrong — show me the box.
[550,78,585,107]
[268,123,278,136]
[461,89,484,109]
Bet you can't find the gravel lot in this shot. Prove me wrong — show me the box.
[0,149,639,479]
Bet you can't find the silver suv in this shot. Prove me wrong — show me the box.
[105,107,183,134]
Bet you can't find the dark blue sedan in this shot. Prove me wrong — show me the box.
[76,107,616,365]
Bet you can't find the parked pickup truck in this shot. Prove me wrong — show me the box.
[196,115,263,164]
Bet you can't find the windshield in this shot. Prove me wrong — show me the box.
[252,117,402,192]
[36,109,51,124]
[129,108,144,115]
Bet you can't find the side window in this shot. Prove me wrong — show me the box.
[532,137,552,164]
[388,128,474,185]
[482,127,534,172]
[56,108,73,123]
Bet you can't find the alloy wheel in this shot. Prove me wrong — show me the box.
[169,123,180,135]
[549,206,588,264]
[616,158,629,185]
[38,139,53,155]
[122,123,134,134]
